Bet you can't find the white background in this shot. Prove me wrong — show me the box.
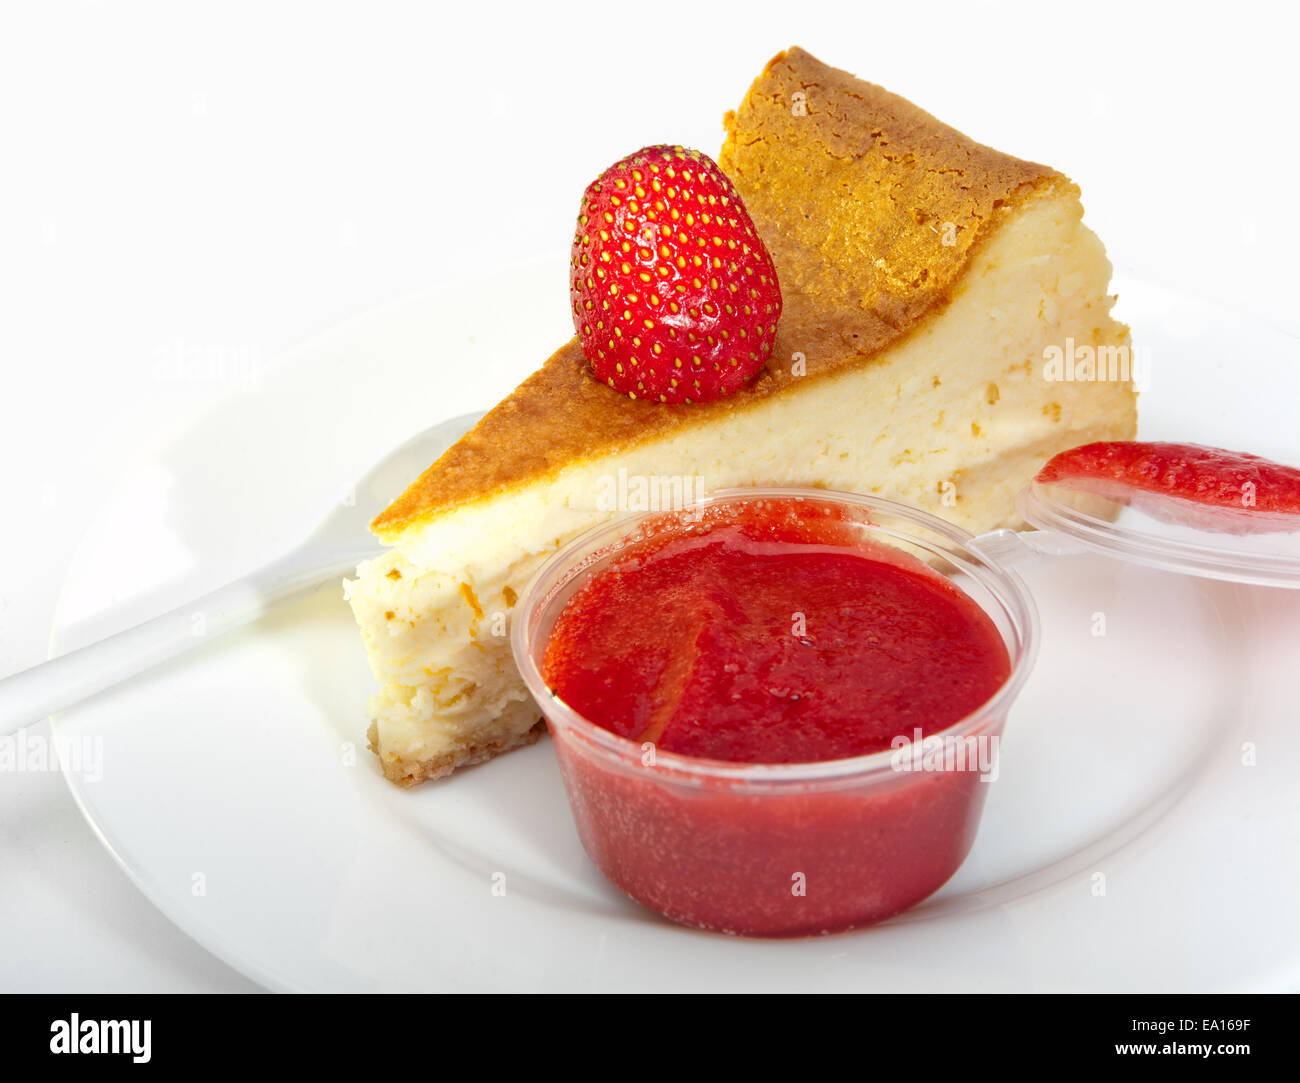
[1,1,1296,991]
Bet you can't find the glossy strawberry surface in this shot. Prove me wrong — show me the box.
[570,145,782,403]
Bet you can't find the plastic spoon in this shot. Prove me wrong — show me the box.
[0,410,483,737]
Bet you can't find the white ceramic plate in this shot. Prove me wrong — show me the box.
[49,264,1300,991]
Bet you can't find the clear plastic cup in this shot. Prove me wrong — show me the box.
[511,488,1038,936]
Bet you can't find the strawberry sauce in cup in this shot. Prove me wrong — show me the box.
[512,490,1037,936]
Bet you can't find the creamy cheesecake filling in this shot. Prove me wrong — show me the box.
[345,189,1135,785]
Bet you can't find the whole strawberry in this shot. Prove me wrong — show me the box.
[570,145,782,403]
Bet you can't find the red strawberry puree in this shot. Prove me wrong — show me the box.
[1038,441,1300,534]
[539,499,1012,936]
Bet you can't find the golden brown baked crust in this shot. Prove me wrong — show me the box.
[367,719,546,787]
[373,46,1068,541]
[721,47,1069,328]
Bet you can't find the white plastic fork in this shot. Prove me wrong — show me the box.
[0,410,483,736]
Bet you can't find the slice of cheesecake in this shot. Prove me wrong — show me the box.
[345,46,1136,786]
